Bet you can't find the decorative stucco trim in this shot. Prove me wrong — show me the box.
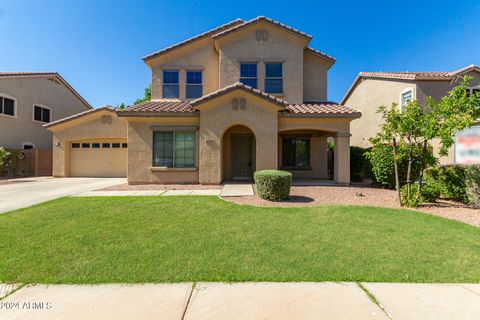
[44,106,115,128]
[150,125,199,131]
[212,16,312,41]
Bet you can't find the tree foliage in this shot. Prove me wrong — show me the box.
[369,76,480,206]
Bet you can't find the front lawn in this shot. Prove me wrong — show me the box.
[0,196,479,283]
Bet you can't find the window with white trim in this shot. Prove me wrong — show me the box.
[33,105,51,123]
[153,131,196,167]
[400,90,413,110]
[0,94,15,116]
[186,70,203,99]
[466,85,480,97]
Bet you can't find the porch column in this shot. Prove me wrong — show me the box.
[334,132,351,185]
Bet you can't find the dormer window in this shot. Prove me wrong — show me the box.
[186,70,203,99]
[240,63,257,89]
[265,63,283,94]
[163,70,179,98]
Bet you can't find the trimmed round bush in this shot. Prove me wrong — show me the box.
[254,170,292,201]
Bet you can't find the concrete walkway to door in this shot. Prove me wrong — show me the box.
[0,177,126,214]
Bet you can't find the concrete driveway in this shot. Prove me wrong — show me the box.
[0,177,126,214]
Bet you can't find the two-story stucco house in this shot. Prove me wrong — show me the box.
[46,17,361,184]
[0,72,92,149]
[342,65,480,164]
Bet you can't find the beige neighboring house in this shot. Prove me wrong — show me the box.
[46,16,361,183]
[342,65,480,164]
[0,72,92,149]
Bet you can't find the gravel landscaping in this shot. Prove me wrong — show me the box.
[225,185,480,227]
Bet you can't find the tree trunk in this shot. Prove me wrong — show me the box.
[406,146,413,199]
[393,138,402,206]
[417,140,428,197]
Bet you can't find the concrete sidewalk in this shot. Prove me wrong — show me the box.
[1,282,479,320]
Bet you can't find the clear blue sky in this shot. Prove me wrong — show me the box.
[1,0,479,107]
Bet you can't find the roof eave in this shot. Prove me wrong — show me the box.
[116,111,199,117]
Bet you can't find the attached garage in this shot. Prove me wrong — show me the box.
[70,140,127,177]
[44,107,128,178]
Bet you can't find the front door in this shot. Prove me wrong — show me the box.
[231,134,253,180]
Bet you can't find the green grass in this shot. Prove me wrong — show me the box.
[0,196,479,284]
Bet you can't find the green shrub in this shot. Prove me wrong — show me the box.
[424,166,469,203]
[401,184,422,207]
[254,170,292,201]
[0,147,10,177]
[465,164,480,207]
[421,183,441,203]
[350,146,369,182]
[365,144,436,189]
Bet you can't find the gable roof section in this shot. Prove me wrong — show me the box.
[44,106,114,129]
[0,72,92,109]
[212,16,312,42]
[305,47,336,65]
[190,82,287,108]
[341,64,480,104]
[142,19,244,62]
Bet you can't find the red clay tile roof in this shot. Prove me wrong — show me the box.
[0,72,92,109]
[212,16,312,41]
[118,100,196,114]
[190,82,287,107]
[285,102,361,118]
[341,64,480,104]
[142,19,244,62]
[305,47,336,63]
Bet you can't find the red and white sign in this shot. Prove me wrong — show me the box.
[455,125,480,164]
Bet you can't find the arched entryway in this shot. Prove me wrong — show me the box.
[222,125,256,181]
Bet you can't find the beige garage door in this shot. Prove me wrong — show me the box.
[70,141,127,177]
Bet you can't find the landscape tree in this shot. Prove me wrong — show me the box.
[369,76,480,206]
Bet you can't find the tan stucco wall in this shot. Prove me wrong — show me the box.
[0,77,90,149]
[149,37,219,100]
[303,52,329,102]
[344,78,418,148]
[345,71,480,164]
[125,116,200,184]
[215,23,307,104]
[48,110,127,177]
[198,90,280,184]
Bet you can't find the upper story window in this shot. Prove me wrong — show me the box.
[33,105,51,123]
[466,85,480,97]
[0,94,16,117]
[163,70,179,98]
[265,63,283,94]
[400,89,413,110]
[186,70,203,99]
[240,63,257,89]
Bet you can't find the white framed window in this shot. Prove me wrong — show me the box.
[0,92,17,117]
[400,88,414,110]
[32,104,52,123]
[21,142,35,149]
[466,85,480,97]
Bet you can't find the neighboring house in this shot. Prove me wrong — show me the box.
[342,65,480,164]
[46,17,361,184]
[0,72,92,149]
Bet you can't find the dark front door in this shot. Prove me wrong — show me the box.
[231,134,253,180]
